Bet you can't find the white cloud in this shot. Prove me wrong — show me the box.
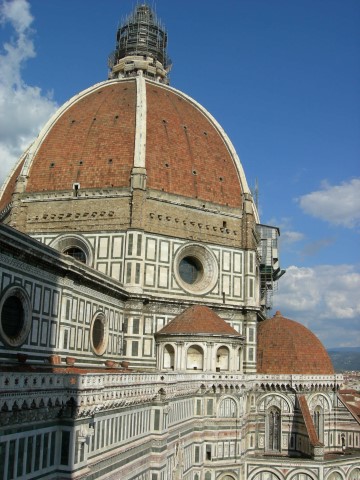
[266,217,305,245]
[274,264,360,347]
[300,237,335,257]
[0,0,33,34]
[298,179,360,228]
[0,0,57,184]
[280,230,304,244]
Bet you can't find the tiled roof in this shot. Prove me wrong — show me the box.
[145,83,242,207]
[156,305,241,336]
[298,395,323,446]
[257,311,334,375]
[338,393,360,424]
[1,79,243,209]
[26,81,137,192]
[0,158,24,212]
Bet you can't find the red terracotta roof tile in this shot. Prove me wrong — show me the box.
[26,81,136,192]
[156,305,241,336]
[257,311,334,375]
[146,84,242,207]
[298,394,323,446]
[338,393,360,424]
[1,79,243,210]
[0,158,24,212]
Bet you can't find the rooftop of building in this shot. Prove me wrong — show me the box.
[257,310,335,375]
[156,305,242,337]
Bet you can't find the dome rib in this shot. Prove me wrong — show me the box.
[0,156,25,213]
[25,81,136,192]
[146,82,243,207]
[1,77,258,216]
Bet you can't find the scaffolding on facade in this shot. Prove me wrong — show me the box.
[257,224,285,311]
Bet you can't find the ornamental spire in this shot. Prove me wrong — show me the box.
[108,4,172,84]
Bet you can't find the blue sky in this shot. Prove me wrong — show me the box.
[0,0,359,348]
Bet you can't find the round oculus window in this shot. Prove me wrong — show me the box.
[90,312,108,356]
[0,286,32,347]
[2,296,25,337]
[179,256,203,285]
[174,244,218,295]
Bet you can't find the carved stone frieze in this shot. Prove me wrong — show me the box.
[124,300,145,311]
[0,253,60,283]
[0,407,61,426]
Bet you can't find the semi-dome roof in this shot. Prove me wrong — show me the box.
[257,311,334,375]
[156,305,242,337]
[0,76,254,213]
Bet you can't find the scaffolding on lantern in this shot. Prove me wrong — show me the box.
[108,4,172,82]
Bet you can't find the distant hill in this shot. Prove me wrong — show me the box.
[327,347,360,372]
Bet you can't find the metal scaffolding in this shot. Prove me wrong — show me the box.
[257,224,285,311]
[109,4,171,76]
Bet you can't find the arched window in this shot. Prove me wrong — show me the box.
[252,472,281,480]
[313,406,323,442]
[63,246,87,263]
[267,406,281,451]
[50,234,93,266]
[237,347,243,372]
[218,397,237,418]
[216,346,229,371]
[186,345,204,370]
[163,344,175,369]
[290,475,316,480]
[326,473,343,480]
[349,468,360,480]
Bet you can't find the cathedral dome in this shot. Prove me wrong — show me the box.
[0,77,252,213]
[257,311,334,375]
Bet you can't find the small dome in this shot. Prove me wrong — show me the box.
[257,311,334,375]
[156,305,241,337]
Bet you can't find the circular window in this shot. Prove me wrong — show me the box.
[174,243,218,295]
[0,286,31,347]
[2,296,24,337]
[90,312,108,356]
[63,247,87,263]
[179,256,203,284]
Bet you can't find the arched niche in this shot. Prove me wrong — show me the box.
[216,346,230,371]
[163,343,175,370]
[186,345,204,370]
[237,346,243,372]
